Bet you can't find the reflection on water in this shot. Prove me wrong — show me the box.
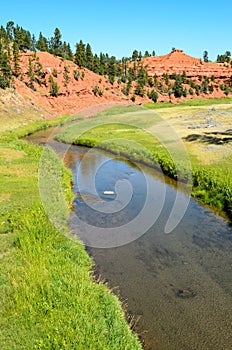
[66,146,232,350]
[27,129,232,350]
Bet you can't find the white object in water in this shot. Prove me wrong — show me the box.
[103,191,115,195]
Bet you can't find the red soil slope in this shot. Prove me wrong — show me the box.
[4,49,232,116]
[143,49,232,78]
[13,52,131,116]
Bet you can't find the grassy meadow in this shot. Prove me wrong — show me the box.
[0,113,142,349]
[56,100,232,220]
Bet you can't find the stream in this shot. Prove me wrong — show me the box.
[27,128,232,350]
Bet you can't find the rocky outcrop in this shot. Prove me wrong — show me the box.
[143,49,232,78]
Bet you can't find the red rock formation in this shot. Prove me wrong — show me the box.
[4,49,231,116]
[143,49,232,78]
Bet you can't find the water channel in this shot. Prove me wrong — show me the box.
[27,128,232,350]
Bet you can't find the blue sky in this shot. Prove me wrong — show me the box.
[1,0,231,60]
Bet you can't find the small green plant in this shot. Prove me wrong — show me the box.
[131,95,136,102]
[149,89,159,103]
[52,68,58,77]
[92,85,100,96]
[0,74,10,89]
[49,75,59,97]
[73,69,80,81]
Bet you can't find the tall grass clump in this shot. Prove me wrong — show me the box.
[0,118,142,349]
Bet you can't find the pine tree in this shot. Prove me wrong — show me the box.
[85,43,93,70]
[144,50,150,58]
[0,42,11,81]
[0,42,10,88]
[14,25,31,52]
[30,34,37,51]
[6,21,14,42]
[50,28,62,56]
[74,40,86,68]
[61,42,73,60]
[49,75,59,96]
[132,50,139,61]
[203,51,209,63]
[149,90,158,103]
[36,32,48,52]
[12,41,20,77]
[99,52,107,75]
[107,56,117,84]
[63,65,70,88]
[27,57,36,90]
[92,54,100,74]
[173,76,184,97]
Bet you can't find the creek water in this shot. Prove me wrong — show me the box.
[27,128,232,350]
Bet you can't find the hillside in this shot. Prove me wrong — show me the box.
[1,49,232,116]
[11,51,133,116]
[143,49,232,78]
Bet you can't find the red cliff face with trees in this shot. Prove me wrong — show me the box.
[0,22,232,115]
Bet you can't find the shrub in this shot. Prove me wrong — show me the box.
[52,68,58,77]
[131,95,136,102]
[0,75,10,89]
[49,75,59,97]
[149,89,159,103]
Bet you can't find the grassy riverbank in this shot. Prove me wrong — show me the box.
[0,117,142,348]
[56,102,232,220]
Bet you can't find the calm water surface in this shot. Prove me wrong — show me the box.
[28,129,232,350]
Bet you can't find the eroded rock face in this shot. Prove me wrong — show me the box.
[3,49,231,116]
[143,49,232,78]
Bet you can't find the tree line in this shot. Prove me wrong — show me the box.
[0,21,156,89]
[0,21,231,101]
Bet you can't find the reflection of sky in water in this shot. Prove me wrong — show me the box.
[27,126,232,350]
[67,145,232,350]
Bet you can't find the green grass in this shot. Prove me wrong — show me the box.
[0,117,142,349]
[145,96,232,109]
[56,105,232,220]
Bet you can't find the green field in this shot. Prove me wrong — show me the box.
[56,102,232,220]
[0,115,142,349]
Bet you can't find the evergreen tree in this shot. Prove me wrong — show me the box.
[30,34,37,51]
[134,82,145,96]
[0,42,11,83]
[61,42,73,60]
[50,28,62,56]
[27,57,36,90]
[74,40,86,68]
[203,51,209,62]
[34,56,46,84]
[14,25,31,52]
[12,41,20,77]
[144,50,150,58]
[63,65,70,88]
[121,57,129,77]
[128,67,136,81]
[6,21,14,41]
[92,54,100,74]
[49,75,59,96]
[137,67,148,87]
[36,32,49,52]
[132,50,139,61]
[107,56,117,84]
[99,52,107,75]
[85,43,93,70]
[149,90,158,103]
[173,76,184,97]
[0,42,10,88]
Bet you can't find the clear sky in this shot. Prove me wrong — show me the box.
[1,0,231,61]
